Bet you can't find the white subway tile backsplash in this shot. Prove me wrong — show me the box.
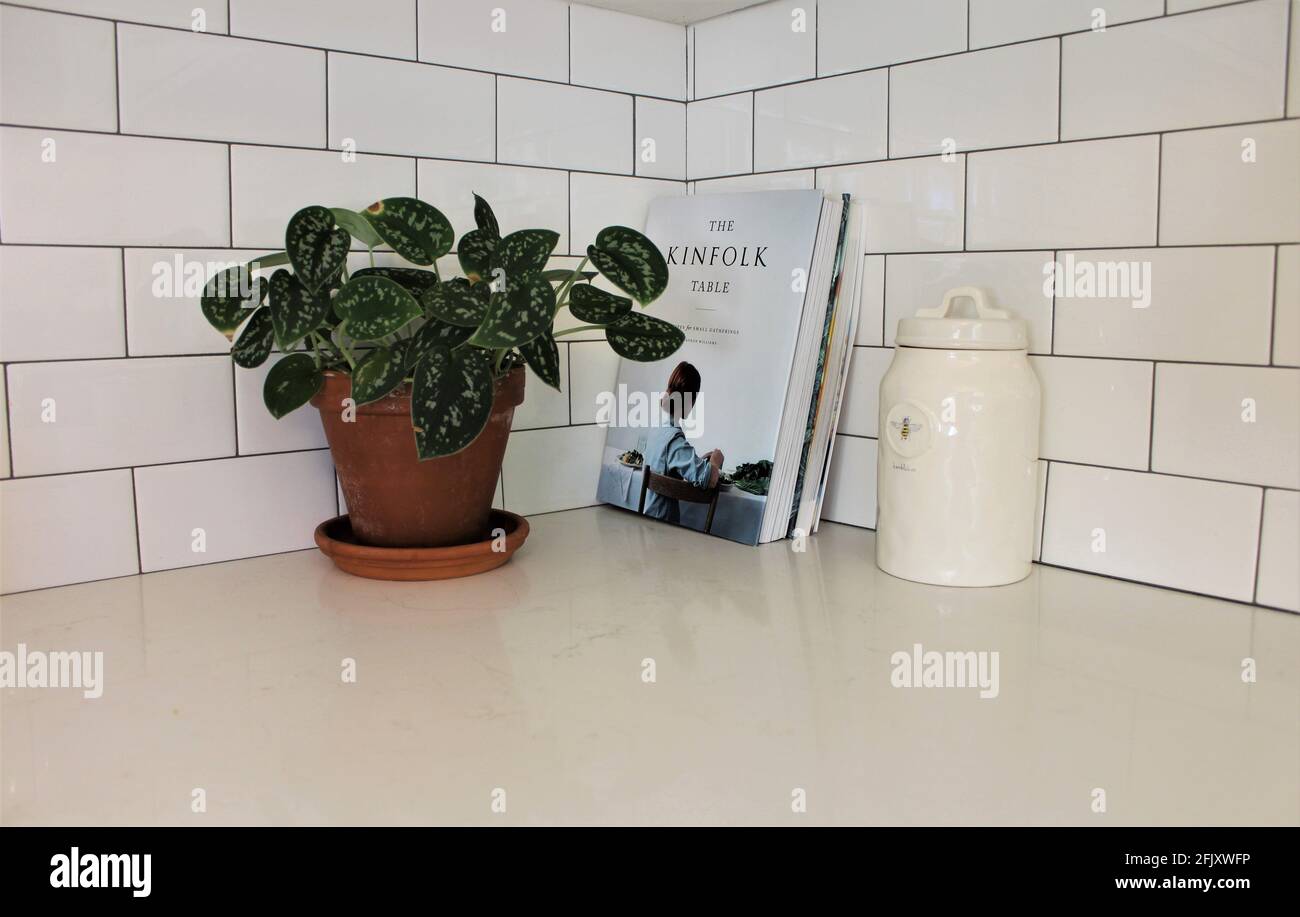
[1053,247,1276,364]
[134,450,336,572]
[1256,489,1299,611]
[0,470,139,593]
[235,363,327,455]
[1168,0,1240,9]
[416,160,569,251]
[889,40,1059,158]
[6,357,235,476]
[417,0,568,81]
[0,246,125,361]
[686,93,753,179]
[567,341,621,426]
[635,98,686,180]
[884,251,1054,353]
[754,71,887,171]
[1061,0,1288,140]
[328,54,494,160]
[967,137,1159,249]
[124,248,253,356]
[0,129,229,246]
[1152,364,1299,488]
[512,346,570,430]
[229,0,416,58]
[1275,245,1299,366]
[1290,0,1299,118]
[570,6,685,100]
[26,1,225,29]
[497,79,632,174]
[569,174,683,254]
[857,256,885,347]
[1031,356,1152,469]
[118,26,324,147]
[1159,120,1300,245]
[230,146,414,248]
[821,434,877,529]
[0,7,117,131]
[502,424,605,516]
[692,170,814,194]
[693,0,814,97]
[1042,463,1262,602]
[837,347,893,438]
[818,156,965,253]
[818,0,967,76]
[969,0,1164,48]
[0,372,8,477]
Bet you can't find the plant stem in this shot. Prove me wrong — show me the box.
[367,247,375,269]
[332,329,358,371]
[553,256,589,318]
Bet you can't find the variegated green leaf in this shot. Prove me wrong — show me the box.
[361,197,453,265]
[568,283,632,324]
[269,269,332,350]
[335,275,422,341]
[473,193,499,238]
[422,278,490,327]
[201,265,264,340]
[457,229,496,282]
[350,346,407,406]
[468,274,556,349]
[606,311,684,362]
[519,331,561,390]
[330,207,382,248]
[587,225,668,304]
[492,229,559,278]
[351,266,439,296]
[410,345,495,459]
[405,317,474,370]
[231,307,274,368]
[263,352,323,419]
[286,205,348,293]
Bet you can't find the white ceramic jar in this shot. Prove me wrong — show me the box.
[876,287,1041,587]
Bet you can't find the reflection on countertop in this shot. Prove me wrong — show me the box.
[1,506,1296,826]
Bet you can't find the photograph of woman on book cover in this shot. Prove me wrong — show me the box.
[642,362,725,524]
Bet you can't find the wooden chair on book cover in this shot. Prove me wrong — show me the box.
[638,467,721,534]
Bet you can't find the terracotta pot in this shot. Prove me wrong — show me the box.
[312,366,525,548]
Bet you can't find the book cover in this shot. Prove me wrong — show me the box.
[594,190,827,545]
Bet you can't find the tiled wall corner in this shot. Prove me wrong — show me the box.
[0,0,689,593]
[686,0,1300,610]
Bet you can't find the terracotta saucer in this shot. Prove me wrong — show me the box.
[313,510,530,581]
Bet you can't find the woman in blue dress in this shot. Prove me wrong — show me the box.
[643,361,725,524]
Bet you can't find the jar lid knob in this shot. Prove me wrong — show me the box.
[916,286,1010,320]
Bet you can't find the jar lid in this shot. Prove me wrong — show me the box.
[895,286,1028,351]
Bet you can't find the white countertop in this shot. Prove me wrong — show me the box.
[1,506,1296,826]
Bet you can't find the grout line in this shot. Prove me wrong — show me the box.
[1146,362,1156,470]
[112,22,122,133]
[1039,460,1052,562]
[3,365,16,477]
[1056,37,1063,141]
[1284,0,1294,115]
[128,467,143,574]
[1049,248,1058,353]
[226,144,234,247]
[566,341,573,425]
[1154,133,1163,243]
[1250,487,1267,603]
[231,360,240,456]
[1267,244,1280,364]
[324,51,330,147]
[119,248,130,356]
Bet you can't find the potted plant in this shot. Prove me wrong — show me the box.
[200,195,681,576]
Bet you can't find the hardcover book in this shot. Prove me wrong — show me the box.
[595,190,863,545]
